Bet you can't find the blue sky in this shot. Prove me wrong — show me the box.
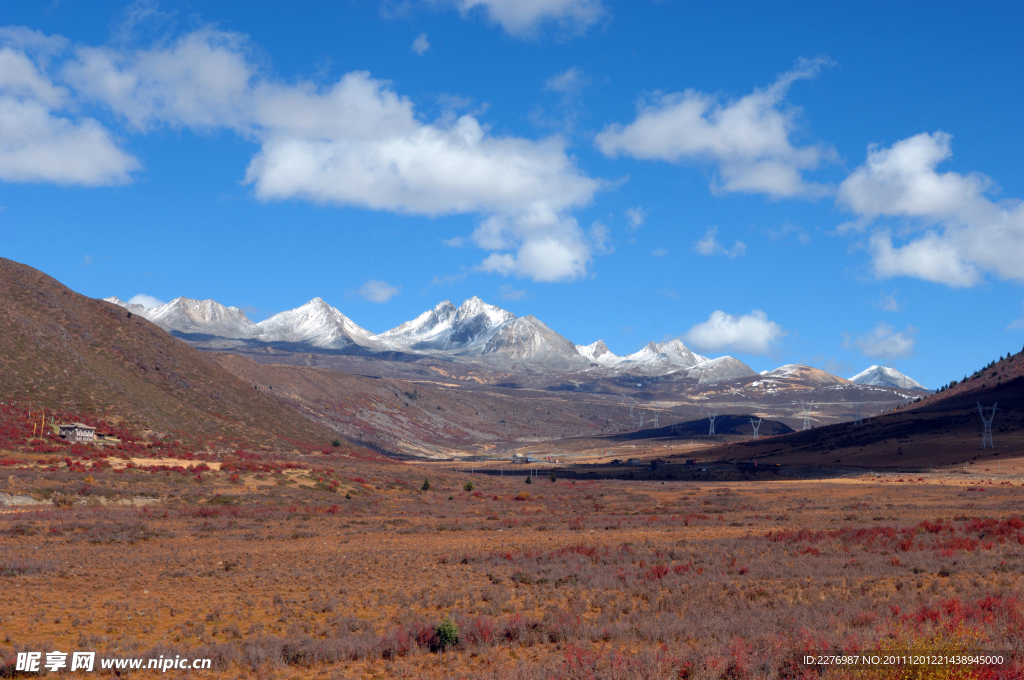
[2,0,1023,388]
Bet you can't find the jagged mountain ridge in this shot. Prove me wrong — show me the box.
[106,296,375,350]
[107,294,762,380]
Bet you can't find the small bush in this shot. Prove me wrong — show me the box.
[421,478,431,491]
[525,476,532,485]
[434,617,459,650]
[549,471,557,482]
[464,481,474,492]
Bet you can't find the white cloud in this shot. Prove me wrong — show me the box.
[1007,303,1024,331]
[694,226,746,258]
[651,247,667,257]
[847,322,915,359]
[359,280,400,303]
[595,57,834,198]
[545,67,588,95]
[412,33,430,55]
[625,206,645,230]
[64,29,256,132]
[431,0,605,37]
[839,131,1024,287]
[764,221,810,244]
[875,290,902,312]
[588,220,612,253]
[498,284,526,300]
[683,310,785,355]
[57,28,602,283]
[127,293,164,308]
[0,41,139,186]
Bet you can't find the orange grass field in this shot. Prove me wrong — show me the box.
[3,452,1024,679]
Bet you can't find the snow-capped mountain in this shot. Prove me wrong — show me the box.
[623,340,707,371]
[575,339,713,375]
[576,340,618,365]
[849,365,928,391]
[481,315,584,367]
[105,296,257,338]
[683,355,758,383]
[380,297,514,352]
[380,297,585,368]
[105,293,760,382]
[256,298,378,350]
[105,296,148,316]
[106,296,376,350]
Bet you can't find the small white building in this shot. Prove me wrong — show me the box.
[59,423,96,443]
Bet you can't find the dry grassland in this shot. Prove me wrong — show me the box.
[3,461,1024,679]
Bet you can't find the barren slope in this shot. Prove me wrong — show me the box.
[0,258,340,452]
[212,354,643,458]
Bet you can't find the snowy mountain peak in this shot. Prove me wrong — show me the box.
[849,365,928,391]
[456,296,514,326]
[480,315,585,368]
[576,340,614,362]
[104,296,148,314]
[106,296,257,338]
[380,300,457,342]
[256,298,377,349]
[380,297,515,352]
[622,339,707,370]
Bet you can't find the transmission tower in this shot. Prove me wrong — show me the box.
[800,401,815,431]
[653,410,659,428]
[639,411,645,429]
[977,402,999,449]
[620,396,635,418]
[708,412,717,436]
[853,401,864,426]
[750,418,762,440]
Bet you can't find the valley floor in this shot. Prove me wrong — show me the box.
[3,464,1024,679]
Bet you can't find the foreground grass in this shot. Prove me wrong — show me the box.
[2,463,1023,678]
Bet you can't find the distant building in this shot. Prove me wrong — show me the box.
[59,423,96,443]
[627,458,641,466]
[651,459,668,470]
[685,459,697,465]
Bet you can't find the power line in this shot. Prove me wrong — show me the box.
[977,402,999,449]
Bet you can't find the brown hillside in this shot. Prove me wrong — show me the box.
[0,258,340,452]
[212,353,642,458]
[691,351,1024,470]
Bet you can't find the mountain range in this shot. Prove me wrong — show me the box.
[106,295,928,389]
